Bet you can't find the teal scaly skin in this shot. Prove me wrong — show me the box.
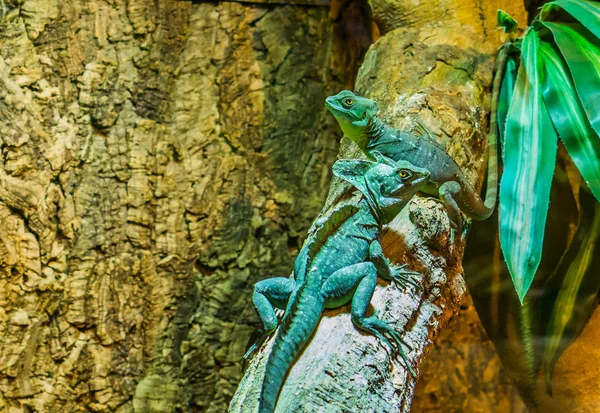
[249,152,429,413]
[325,89,499,236]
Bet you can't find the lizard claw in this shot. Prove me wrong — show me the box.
[449,218,470,245]
[461,219,472,240]
[242,329,269,372]
[390,264,421,291]
[355,315,417,378]
[387,328,417,378]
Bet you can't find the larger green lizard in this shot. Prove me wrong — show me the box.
[325,76,502,235]
[249,152,429,413]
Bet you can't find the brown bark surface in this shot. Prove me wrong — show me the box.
[231,0,527,412]
[412,296,527,413]
[0,1,369,412]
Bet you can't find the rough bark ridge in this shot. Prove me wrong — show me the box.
[231,0,526,411]
[0,1,367,412]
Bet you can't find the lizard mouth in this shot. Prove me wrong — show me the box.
[386,174,430,197]
[387,185,407,197]
[413,174,429,185]
[324,97,336,110]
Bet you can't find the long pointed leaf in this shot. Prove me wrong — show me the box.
[499,29,558,303]
[539,42,600,201]
[540,22,600,140]
[541,0,600,41]
[543,192,600,390]
[498,48,519,151]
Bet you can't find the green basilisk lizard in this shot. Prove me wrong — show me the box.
[325,84,501,236]
[248,152,429,413]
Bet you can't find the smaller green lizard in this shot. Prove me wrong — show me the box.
[325,88,499,237]
[247,152,429,413]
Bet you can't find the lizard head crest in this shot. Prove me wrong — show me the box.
[325,90,378,143]
[332,152,430,224]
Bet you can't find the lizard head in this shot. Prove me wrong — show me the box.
[332,152,430,224]
[325,90,378,143]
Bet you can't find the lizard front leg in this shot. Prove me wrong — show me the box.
[321,262,416,377]
[369,240,420,290]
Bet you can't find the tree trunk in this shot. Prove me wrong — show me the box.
[0,1,369,412]
[230,0,526,411]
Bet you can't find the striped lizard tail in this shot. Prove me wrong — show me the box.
[482,43,510,218]
[258,284,323,413]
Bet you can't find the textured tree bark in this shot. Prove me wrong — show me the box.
[230,0,527,412]
[0,1,369,412]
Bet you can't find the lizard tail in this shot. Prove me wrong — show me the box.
[258,284,324,413]
[481,43,510,218]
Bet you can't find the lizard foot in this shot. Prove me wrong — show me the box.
[449,217,472,244]
[447,217,460,245]
[354,315,416,378]
[461,219,472,240]
[242,329,269,372]
[390,264,421,291]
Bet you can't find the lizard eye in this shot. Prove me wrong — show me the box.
[343,98,355,107]
[399,170,411,179]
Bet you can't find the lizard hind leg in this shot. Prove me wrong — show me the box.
[321,262,417,377]
[244,277,296,365]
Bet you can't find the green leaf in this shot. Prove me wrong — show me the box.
[497,47,519,151]
[539,42,600,201]
[543,191,600,391]
[499,29,558,303]
[541,0,600,40]
[540,22,600,140]
[498,10,519,34]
